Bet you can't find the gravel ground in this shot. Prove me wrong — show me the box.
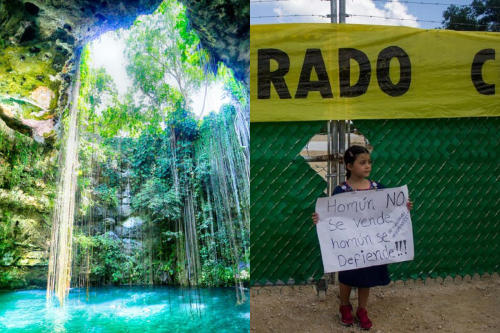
[250,273,499,333]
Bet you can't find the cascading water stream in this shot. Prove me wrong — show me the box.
[47,55,81,306]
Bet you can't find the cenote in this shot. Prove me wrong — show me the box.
[0,0,249,331]
[0,287,250,332]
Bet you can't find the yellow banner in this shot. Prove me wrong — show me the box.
[250,24,500,122]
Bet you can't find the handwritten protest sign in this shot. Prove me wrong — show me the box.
[315,185,414,273]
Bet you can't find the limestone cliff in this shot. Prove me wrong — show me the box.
[180,0,249,85]
[0,0,163,143]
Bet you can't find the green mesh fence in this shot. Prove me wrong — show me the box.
[250,118,500,285]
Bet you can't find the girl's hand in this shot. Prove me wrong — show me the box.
[407,198,413,211]
[312,212,319,224]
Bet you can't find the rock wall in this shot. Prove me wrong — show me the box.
[180,0,249,84]
[0,0,162,143]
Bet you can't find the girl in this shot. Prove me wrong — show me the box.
[312,145,413,330]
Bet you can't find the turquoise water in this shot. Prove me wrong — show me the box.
[0,286,249,332]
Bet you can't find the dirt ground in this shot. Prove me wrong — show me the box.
[250,273,500,333]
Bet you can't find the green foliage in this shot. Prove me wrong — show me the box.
[0,0,250,290]
[167,106,199,142]
[68,0,249,289]
[74,233,129,285]
[218,64,249,108]
[72,105,249,288]
[0,210,22,266]
[80,47,138,138]
[94,184,118,209]
[91,234,125,284]
[442,0,500,31]
[0,267,26,289]
[132,178,180,222]
[126,0,214,112]
[0,130,56,198]
[0,122,55,290]
[200,262,234,287]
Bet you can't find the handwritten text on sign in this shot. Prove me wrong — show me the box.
[315,185,414,273]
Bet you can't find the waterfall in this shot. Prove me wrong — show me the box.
[47,56,81,306]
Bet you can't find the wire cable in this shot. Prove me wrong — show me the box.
[346,13,495,26]
[370,0,500,9]
[251,14,329,19]
[251,0,500,9]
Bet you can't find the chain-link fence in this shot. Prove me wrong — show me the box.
[250,118,500,285]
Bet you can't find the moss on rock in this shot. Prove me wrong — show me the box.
[0,0,164,142]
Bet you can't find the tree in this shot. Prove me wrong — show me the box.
[442,0,500,31]
[72,0,249,289]
[125,0,213,115]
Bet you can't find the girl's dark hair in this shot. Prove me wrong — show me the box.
[344,145,370,179]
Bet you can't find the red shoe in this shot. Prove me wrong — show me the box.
[356,307,373,330]
[339,304,354,326]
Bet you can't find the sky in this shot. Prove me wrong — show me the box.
[88,31,230,119]
[250,0,473,29]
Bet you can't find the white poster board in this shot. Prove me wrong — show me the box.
[315,185,414,273]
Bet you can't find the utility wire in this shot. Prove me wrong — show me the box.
[346,13,495,26]
[251,12,495,27]
[251,14,329,19]
[346,13,444,23]
[251,0,500,9]
[369,0,500,9]
[251,0,498,26]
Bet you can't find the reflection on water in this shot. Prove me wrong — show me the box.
[0,287,249,332]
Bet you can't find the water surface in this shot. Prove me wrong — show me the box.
[0,286,249,332]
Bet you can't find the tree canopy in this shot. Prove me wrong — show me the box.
[71,0,249,293]
[442,0,500,31]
